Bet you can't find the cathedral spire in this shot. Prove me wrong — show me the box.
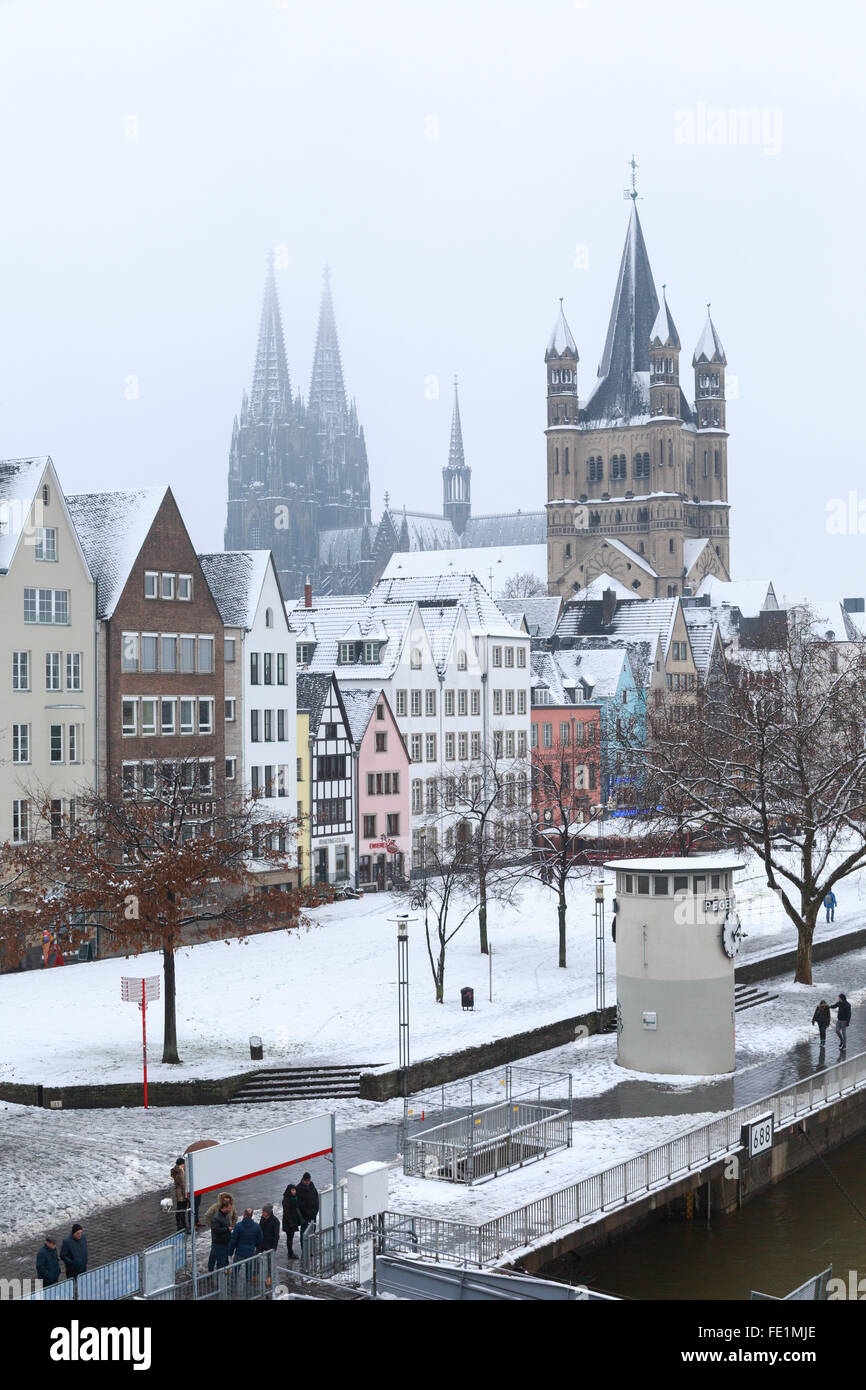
[249,254,292,421]
[583,201,659,424]
[443,376,471,536]
[448,376,465,469]
[308,265,348,427]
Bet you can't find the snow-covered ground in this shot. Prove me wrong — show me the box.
[1,855,865,1087]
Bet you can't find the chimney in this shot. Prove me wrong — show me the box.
[304,575,312,609]
[602,587,616,627]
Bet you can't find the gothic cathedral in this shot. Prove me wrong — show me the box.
[545,196,731,599]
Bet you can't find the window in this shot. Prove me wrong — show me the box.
[653,876,669,895]
[426,733,437,762]
[199,762,214,794]
[226,757,237,781]
[161,573,175,600]
[493,690,502,716]
[637,875,650,895]
[198,636,214,673]
[410,733,422,762]
[65,651,82,690]
[161,635,177,672]
[277,709,287,741]
[505,690,514,716]
[45,651,61,691]
[140,695,157,739]
[179,698,195,735]
[445,732,455,760]
[225,697,236,722]
[12,651,29,690]
[161,698,176,735]
[531,723,538,749]
[121,633,139,672]
[517,689,526,716]
[458,731,468,760]
[34,527,57,561]
[141,763,156,795]
[560,720,570,745]
[50,724,63,763]
[410,690,422,717]
[181,636,196,673]
[425,779,437,812]
[411,779,422,813]
[251,710,260,742]
[458,689,467,717]
[177,574,192,600]
[225,638,236,663]
[141,634,158,672]
[12,799,29,843]
[264,653,273,685]
[457,649,467,672]
[517,647,527,669]
[68,724,81,763]
[425,689,436,717]
[12,724,29,763]
[375,731,387,753]
[505,731,515,757]
[542,722,552,748]
[396,689,407,717]
[277,653,287,685]
[410,647,423,670]
[444,689,454,717]
[492,646,502,667]
[250,652,259,684]
[122,763,137,799]
[505,647,514,669]
[471,690,480,717]
[265,607,274,628]
[471,731,481,759]
[24,588,68,624]
[363,814,377,838]
[144,572,158,599]
[673,875,689,893]
[264,709,274,741]
[122,699,138,735]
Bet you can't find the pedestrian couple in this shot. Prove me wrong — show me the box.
[35,1223,87,1286]
[812,993,851,1051]
[281,1172,319,1260]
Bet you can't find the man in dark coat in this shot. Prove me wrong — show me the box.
[831,993,852,1051]
[229,1209,263,1262]
[259,1203,280,1253]
[282,1183,301,1259]
[812,1000,831,1045]
[208,1195,234,1272]
[36,1236,60,1286]
[60,1224,88,1279]
[297,1172,319,1252]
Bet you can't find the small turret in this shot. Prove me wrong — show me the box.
[692,307,726,430]
[545,299,579,428]
[648,286,681,419]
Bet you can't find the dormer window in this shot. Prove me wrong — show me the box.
[339,642,355,664]
[364,641,380,664]
[297,643,313,666]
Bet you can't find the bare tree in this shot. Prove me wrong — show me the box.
[408,823,481,1004]
[4,758,322,1061]
[450,748,529,954]
[641,611,866,983]
[501,572,547,599]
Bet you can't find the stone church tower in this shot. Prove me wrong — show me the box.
[442,379,471,536]
[546,196,731,600]
[225,262,371,598]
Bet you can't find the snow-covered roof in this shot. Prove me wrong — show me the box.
[318,524,373,568]
[681,607,722,677]
[198,550,272,630]
[692,313,726,366]
[601,537,658,578]
[555,596,680,665]
[606,856,744,873]
[66,487,167,618]
[546,303,578,359]
[649,292,680,350]
[683,537,710,574]
[370,573,519,639]
[296,672,338,732]
[531,647,629,703]
[381,542,546,592]
[498,595,562,639]
[572,572,634,602]
[696,576,778,617]
[286,596,412,677]
[461,511,546,548]
[338,685,382,744]
[0,457,51,572]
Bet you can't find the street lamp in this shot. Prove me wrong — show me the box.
[594,878,606,1031]
[389,914,416,1099]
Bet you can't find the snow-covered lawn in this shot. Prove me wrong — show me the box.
[2,855,865,1087]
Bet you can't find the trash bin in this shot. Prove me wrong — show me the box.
[460,987,474,1011]
[250,1035,263,1061]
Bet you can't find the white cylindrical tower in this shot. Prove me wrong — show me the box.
[608,857,744,1076]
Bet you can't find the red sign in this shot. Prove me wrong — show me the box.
[368,839,400,854]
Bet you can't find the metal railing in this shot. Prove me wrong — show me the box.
[143,1250,277,1301]
[20,1230,187,1301]
[405,1100,571,1184]
[300,1218,362,1284]
[386,1048,866,1267]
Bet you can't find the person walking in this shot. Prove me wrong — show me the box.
[207,1194,234,1273]
[282,1183,302,1260]
[831,993,852,1051]
[36,1236,60,1287]
[170,1156,189,1232]
[229,1208,263,1295]
[812,1000,831,1046]
[60,1224,88,1280]
[259,1203,280,1287]
[297,1172,320,1253]
[824,891,837,924]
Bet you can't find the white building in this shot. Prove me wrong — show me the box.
[289,573,532,869]
[0,458,96,849]
[199,550,298,886]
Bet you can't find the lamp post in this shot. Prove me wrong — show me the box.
[594,878,606,1031]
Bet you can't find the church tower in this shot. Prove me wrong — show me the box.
[307,267,372,535]
[442,378,471,535]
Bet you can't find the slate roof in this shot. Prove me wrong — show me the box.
[498,595,562,639]
[531,647,629,703]
[198,550,271,629]
[692,312,726,366]
[370,573,518,638]
[695,576,778,616]
[338,685,382,744]
[296,672,337,732]
[555,596,679,662]
[566,633,656,689]
[0,456,51,571]
[66,487,167,618]
[571,573,634,602]
[381,542,546,591]
[649,291,681,350]
[318,524,373,567]
[287,596,415,677]
[681,607,721,677]
[462,510,546,547]
[582,205,659,426]
[546,303,578,360]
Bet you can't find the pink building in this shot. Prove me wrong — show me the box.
[340,686,410,889]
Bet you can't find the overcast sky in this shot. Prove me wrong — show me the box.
[0,0,863,599]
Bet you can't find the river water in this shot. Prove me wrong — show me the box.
[544,1129,866,1300]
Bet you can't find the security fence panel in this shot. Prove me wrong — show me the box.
[77,1254,140,1301]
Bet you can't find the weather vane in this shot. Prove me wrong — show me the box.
[623,155,640,203]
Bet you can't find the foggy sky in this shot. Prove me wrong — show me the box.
[0,0,863,600]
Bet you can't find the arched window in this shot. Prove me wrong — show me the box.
[615,510,622,524]
[564,447,570,475]
[703,450,709,478]
[265,608,274,628]
[668,440,673,467]
[554,447,559,474]
[669,538,675,554]
[714,449,720,476]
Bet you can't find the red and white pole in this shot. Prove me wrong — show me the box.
[141,979,149,1110]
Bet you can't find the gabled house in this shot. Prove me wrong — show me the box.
[296,672,354,885]
[340,686,410,888]
[0,457,96,848]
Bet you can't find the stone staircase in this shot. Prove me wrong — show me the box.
[735,982,779,1013]
[230,1065,375,1105]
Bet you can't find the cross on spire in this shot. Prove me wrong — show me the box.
[624,155,640,203]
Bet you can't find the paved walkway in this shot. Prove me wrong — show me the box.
[4,945,865,1286]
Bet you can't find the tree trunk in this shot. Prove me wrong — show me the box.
[794,919,815,985]
[162,944,181,1063]
[479,874,489,955]
[558,886,567,969]
[435,951,444,1004]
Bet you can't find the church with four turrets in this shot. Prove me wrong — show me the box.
[545,194,731,600]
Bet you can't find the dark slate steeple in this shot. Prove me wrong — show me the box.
[442,377,471,535]
[249,254,293,422]
[308,265,348,429]
[583,203,659,424]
